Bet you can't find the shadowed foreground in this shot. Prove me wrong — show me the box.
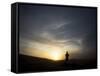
[18,54,97,73]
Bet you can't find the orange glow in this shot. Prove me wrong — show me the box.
[20,40,81,60]
[50,51,64,61]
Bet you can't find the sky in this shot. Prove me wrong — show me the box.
[19,4,97,61]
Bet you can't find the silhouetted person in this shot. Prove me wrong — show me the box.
[65,51,69,62]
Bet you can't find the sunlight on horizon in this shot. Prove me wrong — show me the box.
[50,51,65,61]
[20,40,81,61]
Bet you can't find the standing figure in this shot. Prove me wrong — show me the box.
[65,51,69,62]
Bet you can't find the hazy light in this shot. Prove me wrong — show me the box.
[50,51,64,61]
[20,39,81,60]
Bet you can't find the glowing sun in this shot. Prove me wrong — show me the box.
[50,51,63,61]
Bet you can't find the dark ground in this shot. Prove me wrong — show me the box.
[18,54,97,73]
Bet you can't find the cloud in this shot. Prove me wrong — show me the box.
[19,4,97,60]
